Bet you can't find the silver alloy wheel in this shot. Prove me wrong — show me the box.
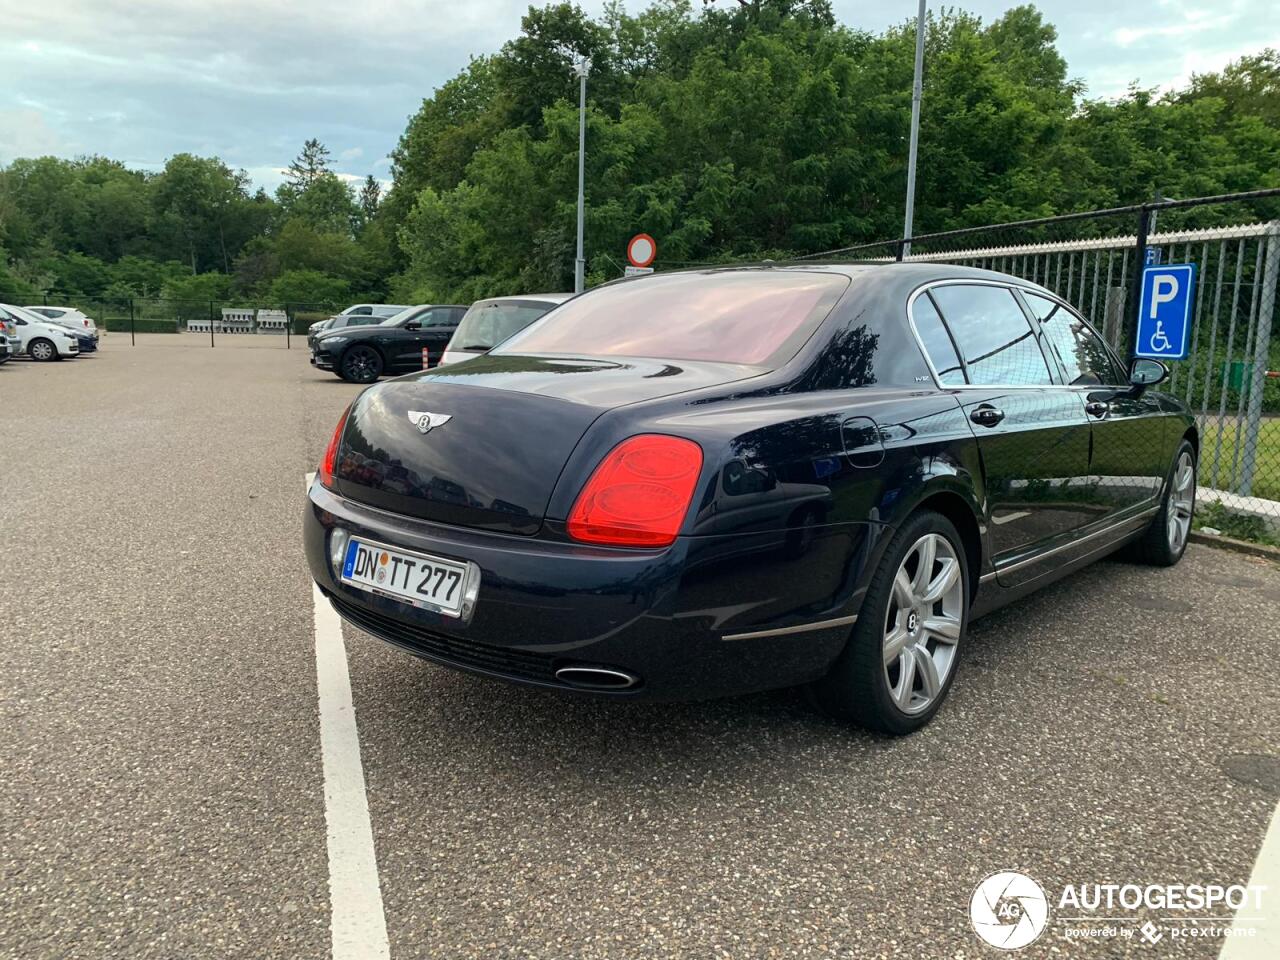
[30,339,54,361]
[882,533,964,715]
[1167,451,1195,553]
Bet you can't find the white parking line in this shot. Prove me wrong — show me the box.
[307,473,391,960]
[1220,799,1280,959]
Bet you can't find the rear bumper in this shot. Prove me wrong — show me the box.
[305,480,881,700]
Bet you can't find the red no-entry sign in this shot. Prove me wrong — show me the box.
[627,234,657,268]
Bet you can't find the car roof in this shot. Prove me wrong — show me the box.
[603,261,1056,297]
[2,303,62,323]
[472,293,573,305]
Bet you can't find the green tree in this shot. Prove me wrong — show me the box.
[286,138,332,191]
[265,269,351,307]
[358,176,382,223]
[283,173,360,234]
[152,154,254,273]
[161,271,234,303]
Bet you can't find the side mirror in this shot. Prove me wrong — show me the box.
[404,321,421,330]
[1129,357,1169,391]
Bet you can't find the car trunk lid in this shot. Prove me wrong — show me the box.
[335,354,762,534]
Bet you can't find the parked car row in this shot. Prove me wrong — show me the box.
[306,303,409,350]
[310,294,571,383]
[0,303,99,363]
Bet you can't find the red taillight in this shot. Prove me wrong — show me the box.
[319,406,350,490]
[566,435,703,547]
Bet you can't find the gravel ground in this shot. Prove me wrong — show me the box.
[2,339,1277,959]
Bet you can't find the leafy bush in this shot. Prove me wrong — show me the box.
[1194,500,1279,545]
[101,316,179,333]
[292,310,333,335]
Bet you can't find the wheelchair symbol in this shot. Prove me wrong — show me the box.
[1149,321,1172,353]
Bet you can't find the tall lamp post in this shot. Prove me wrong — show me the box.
[902,0,926,257]
[573,57,591,293]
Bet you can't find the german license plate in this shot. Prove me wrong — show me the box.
[340,537,468,616]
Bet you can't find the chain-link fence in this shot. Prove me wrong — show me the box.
[794,189,1280,544]
[29,296,344,347]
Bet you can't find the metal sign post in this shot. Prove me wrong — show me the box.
[573,58,591,294]
[902,0,927,258]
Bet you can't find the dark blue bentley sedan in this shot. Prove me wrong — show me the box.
[304,264,1195,733]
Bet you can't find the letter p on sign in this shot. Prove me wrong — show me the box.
[1150,276,1179,317]
[1136,263,1196,360]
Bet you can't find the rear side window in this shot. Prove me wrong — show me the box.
[496,272,849,367]
[929,285,1053,386]
[911,294,965,385]
[453,300,559,351]
[1023,293,1122,386]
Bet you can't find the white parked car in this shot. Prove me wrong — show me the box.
[25,305,97,336]
[437,293,572,366]
[0,303,80,360]
[307,303,410,346]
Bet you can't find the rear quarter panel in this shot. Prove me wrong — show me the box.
[542,386,987,643]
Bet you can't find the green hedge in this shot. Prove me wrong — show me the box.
[102,316,179,333]
[293,311,331,335]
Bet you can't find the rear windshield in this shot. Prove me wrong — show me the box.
[495,272,848,367]
[451,299,561,352]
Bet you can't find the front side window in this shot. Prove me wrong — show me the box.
[422,310,456,328]
[1023,292,1122,386]
[496,272,849,367]
[911,294,965,385]
[929,284,1053,386]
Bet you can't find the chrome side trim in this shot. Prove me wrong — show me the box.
[993,507,1158,577]
[723,614,858,642]
[978,571,998,584]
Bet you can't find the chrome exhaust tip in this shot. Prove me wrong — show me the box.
[554,665,641,690]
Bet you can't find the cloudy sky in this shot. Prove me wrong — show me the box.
[1,0,1275,191]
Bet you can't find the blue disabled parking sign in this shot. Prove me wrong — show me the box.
[1136,263,1196,360]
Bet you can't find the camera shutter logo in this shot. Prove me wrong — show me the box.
[970,871,1049,950]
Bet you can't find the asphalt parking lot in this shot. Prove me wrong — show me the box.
[2,338,1278,959]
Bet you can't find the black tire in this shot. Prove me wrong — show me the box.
[28,337,57,362]
[340,345,383,383]
[809,510,969,735]
[1126,439,1196,567]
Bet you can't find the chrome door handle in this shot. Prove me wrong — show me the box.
[969,406,1005,428]
[1085,401,1110,418]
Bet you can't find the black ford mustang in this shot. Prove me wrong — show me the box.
[305,264,1196,733]
[311,303,467,382]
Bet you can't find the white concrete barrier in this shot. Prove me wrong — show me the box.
[220,308,254,333]
[256,309,288,332]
